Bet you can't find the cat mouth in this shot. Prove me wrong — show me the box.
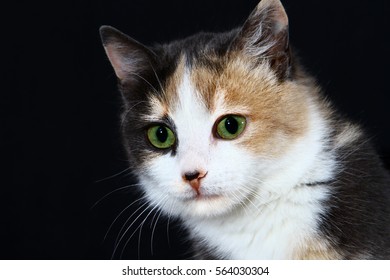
[196,194,222,200]
[181,192,222,202]
[189,193,224,202]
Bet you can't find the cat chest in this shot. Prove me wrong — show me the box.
[188,197,333,259]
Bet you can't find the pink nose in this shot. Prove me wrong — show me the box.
[182,171,207,194]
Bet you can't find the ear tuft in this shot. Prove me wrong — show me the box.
[233,0,291,79]
[99,25,153,82]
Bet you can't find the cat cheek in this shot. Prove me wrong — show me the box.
[143,157,190,193]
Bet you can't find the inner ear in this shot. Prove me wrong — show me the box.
[99,25,155,83]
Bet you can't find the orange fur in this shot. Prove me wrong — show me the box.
[293,237,342,259]
[189,53,310,157]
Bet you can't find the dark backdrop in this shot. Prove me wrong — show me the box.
[2,0,388,259]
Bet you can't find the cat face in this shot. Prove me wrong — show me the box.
[100,0,317,219]
[134,56,310,219]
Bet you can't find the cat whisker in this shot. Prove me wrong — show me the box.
[150,63,167,98]
[117,194,169,259]
[111,193,166,255]
[120,100,150,128]
[103,197,146,244]
[148,197,169,256]
[137,217,145,259]
[94,167,133,183]
[90,183,141,211]
[135,196,167,259]
[229,189,250,216]
[129,72,161,95]
[149,200,164,229]
[165,200,177,250]
[112,198,150,246]
[233,181,282,216]
[150,201,169,256]
[111,202,151,259]
[233,186,262,215]
[234,181,265,201]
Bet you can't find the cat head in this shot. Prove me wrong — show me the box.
[100,0,320,219]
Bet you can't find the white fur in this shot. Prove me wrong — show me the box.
[140,69,336,259]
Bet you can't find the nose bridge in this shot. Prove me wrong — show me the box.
[175,115,211,172]
[178,142,208,172]
[175,110,211,172]
[172,68,212,173]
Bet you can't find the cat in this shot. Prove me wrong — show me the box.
[99,0,390,259]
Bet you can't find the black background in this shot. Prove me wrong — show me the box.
[2,0,389,259]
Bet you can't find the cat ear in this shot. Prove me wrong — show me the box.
[99,25,154,82]
[233,0,291,79]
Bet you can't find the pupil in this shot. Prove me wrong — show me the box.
[156,126,168,142]
[225,116,238,134]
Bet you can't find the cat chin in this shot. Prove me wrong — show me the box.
[170,194,241,219]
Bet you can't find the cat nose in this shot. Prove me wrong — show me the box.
[184,171,201,181]
[182,170,207,194]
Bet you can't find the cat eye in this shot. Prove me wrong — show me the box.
[215,115,246,140]
[147,125,176,149]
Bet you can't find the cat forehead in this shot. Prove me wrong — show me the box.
[145,53,279,120]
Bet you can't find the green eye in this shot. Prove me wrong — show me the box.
[147,125,176,149]
[216,115,246,140]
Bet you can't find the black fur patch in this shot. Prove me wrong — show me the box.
[319,133,390,259]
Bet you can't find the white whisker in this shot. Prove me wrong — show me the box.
[91,183,141,210]
[118,195,168,259]
[104,196,145,241]
[113,199,150,246]
[94,167,133,183]
[150,204,167,256]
